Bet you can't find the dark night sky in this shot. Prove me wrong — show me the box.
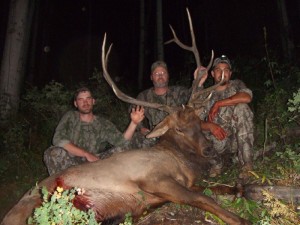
[0,0,299,90]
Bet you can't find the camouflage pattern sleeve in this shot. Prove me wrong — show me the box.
[96,117,128,148]
[52,111,79,148]
[233,80,253,99]
[134,86,190,129]
[173,86,191,105]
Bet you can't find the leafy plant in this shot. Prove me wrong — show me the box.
[119,213,133,225]
[21,81,72,122]
[288,88,300,125]
[28,186,99,225]
[275,147,300,173]
[259,190,300,224]
[220,197,262,223]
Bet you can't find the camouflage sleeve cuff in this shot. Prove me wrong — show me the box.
[56,140,71,148]
[239,88,253,99]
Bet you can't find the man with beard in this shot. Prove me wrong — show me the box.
[130,61,192,148]
[44,87,145,175]
[197,55,254,179]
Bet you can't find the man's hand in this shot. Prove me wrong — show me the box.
[210,123,227,140]
[194,66,208,87]
[84,152,99,162]
[140,127,150,135]
[130,106,145,125]
[64,143,99,162]
[200,121,227,140]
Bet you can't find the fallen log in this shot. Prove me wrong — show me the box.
[244,184,300,203]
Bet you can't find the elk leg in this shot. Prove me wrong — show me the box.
[191,184,243,197]
[144,178,250,225]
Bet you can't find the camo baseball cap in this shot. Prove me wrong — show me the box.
[151,60,168,73]
[212,55,231,69]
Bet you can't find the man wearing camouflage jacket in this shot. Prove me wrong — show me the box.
[44,87,144,175]
[197,55,254,179]
[130,61,191,148]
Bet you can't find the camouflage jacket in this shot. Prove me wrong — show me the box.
[52,111,128,154]
[200,79,253,120]
[136,86,190,129]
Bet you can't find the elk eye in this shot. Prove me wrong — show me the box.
[175,128,183,133]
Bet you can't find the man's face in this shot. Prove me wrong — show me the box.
[211,63,232,85]
[151,66,169,88]
[74,91,95,114]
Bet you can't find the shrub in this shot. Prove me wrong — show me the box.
[28,186,99,225]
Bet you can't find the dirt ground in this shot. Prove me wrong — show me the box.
[136,203,219,225]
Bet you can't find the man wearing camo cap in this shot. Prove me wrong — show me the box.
[196,55,254,179]
[44,87,145,175]
[130,60,192,148]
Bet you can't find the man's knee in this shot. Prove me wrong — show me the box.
[233,104,254,135]
[234,103,253,119]
[44,146,66,161]
[43,146,70,176]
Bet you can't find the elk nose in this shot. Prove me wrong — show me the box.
[202,146,214,157]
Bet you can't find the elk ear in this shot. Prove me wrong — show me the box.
[146,118,170,138]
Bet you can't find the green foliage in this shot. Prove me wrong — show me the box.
[28,186,99,225]
[221,197,262,222]
[27,186,135,225]
[203,188,213,197]
[21,81,72,121]
[255,88,290,145]
[0,82,72,188]
[204,211,226,225]
[118,213,133,225]
[275,147,300,173]
[288,88,300,124]
[20,81,73,152]
[88,68,130,130]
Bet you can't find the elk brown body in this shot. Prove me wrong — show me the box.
[1,107,250,225]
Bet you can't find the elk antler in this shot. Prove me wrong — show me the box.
[101,33,177,114]
[165,8,224,108]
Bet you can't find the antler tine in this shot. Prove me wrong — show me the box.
[101,33,176,114]
[165,8,214,106]
[165,8,225,108]
[206,50,214,71]
[189,71,225,108]
[165,8,201,67]
[186,8,201,67]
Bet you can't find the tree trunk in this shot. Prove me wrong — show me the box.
[0,0,34,124]
[156,0,164,60]
[138,0,145,90]
[276,0,295,60]
[27,0,40,84]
